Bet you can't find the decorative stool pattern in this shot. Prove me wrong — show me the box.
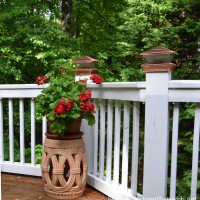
[41,137,88,199]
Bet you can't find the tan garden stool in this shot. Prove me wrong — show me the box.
[41,136,88,199]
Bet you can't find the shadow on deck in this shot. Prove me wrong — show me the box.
[1,173,108,200]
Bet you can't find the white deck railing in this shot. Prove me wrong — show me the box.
[0,77,199,200]
[83,82,145,200]
[0,84,45,176]
[168,80,200,200]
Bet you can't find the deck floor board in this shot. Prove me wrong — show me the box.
[1,173,108,200]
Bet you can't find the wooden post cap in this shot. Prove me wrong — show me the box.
[140,46,178,73]
[72,68,98,76]
[72,56,98,68]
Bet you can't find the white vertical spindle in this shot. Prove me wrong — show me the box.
[191,103,200,198]
[31,98,35,165]
[82,119,94,174]
[0,99,4,162]
[8,99,14,163]
[131,102,140,195]
[170,103,180,198]
[19,99,25,164]
[42,116,47,144]
[113,100,121,186]
[106,100,113,183]
[93,99,99,176]
[121,101,130,190]
[0,99,1,200]
[99,99,106,179]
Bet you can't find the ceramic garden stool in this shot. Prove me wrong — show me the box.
[41,134,88,200]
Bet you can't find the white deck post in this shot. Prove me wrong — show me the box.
[141,46,177,198]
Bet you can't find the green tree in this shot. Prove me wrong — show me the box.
[0,0,78,83]
[116,0,200,81]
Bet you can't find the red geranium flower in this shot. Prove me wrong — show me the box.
[54,98,74,114]
[59,99,66,105]
[79,90,92,102]
[54,104,65,114]
[65,99,74,111]
[36,75,48,85]
[90,74,103,84]
[80,102,95,113]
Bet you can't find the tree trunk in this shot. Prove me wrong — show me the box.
[61,0,73,36]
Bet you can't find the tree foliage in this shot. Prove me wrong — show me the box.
[0,0,78,83]
[1,0,199,82]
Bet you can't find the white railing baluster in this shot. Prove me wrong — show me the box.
[42,116,47,144]
[93,99,99,176]
[122,101,130,190]
[8,99,14,163]
[191,103,200,198]
[0,99,4,162]
[113,100,121,186]
[99,99,106,180]
[170,103,180,198]
[31,98,35,165]
[106,100,113,183]
[0,99,3,200]
[131,101,140,196]
[19,99,25,164]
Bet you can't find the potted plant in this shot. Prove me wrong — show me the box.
[35,68,102,137]
[36,67,103,199]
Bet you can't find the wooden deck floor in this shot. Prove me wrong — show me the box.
[1,173,108,200]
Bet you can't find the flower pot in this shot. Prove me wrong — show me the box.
[45,131,84,140]
[65,116,82,133]
[41,119,88,200]
[46,117,83,140]
[47,117,83,138]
